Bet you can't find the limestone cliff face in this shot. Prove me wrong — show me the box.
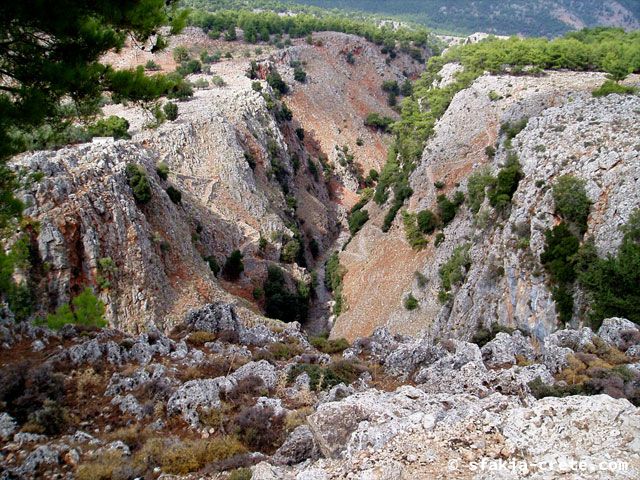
[333,71,640,341]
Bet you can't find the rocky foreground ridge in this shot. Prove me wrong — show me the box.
[1,304,639,479]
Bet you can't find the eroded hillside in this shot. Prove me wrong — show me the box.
[11,27,427,333]
[333,71,640,341]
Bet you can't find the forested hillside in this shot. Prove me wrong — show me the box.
[250,0,640,36]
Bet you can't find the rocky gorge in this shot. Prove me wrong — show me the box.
[1,18,640,480]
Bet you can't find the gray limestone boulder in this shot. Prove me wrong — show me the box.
[231,360,279,390]
[598,318,640,352]
[272,425,319,466]
[167,376,236,426]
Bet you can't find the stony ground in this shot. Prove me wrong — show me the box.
[1,305,639,479]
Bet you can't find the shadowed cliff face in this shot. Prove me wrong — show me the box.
[332,71,640,342]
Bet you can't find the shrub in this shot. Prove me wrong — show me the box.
[488,153,522,212]
[592,80,637,97]
[325,252,346,316]
[88,115,130,139]
[293,66,307,83]
[485,145,496,159]
[439,243,471,294]
[223,250,244,280]
[187,331,217,346]
[433,181,445,189]
[540,223,580,324]
[552,175,591,235]
[125,163,152,203]
[156,162,169,180]
[403,211,429,250]
[0,363,66,425]
[435,232,445,247]
[364,113,393,132]
[234,404,285,453]
[176,59,202,76]
[205,256,220,276]
[229,468,253,480]
[404,293,419,310]
[173,46,189,63]
[579,210,640,328]
[528,377,585,399]
[417,209,438,234]
[348,209,369,235]
[162,102,178,121]
[540,224,579,285]
[470,322,516,348]
[162,436,247,474]
[266,68,288,94]
[310,336,349,354]
[436,194,457,226]
[47,288,106,330]
[263,265,308,322]
[166,186,182,204]
[281,239,301,263]
[145,60,160,71]
[167,78,194,100]
[212,75,226,87]
[467,166,495,214]
[287,361,363,391]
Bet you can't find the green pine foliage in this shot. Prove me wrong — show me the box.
[578,210,640,328]
[47,288,106,330]
[325,252,346,316]
[552,175,591,234]
[263,265,309,322]
[125,164,153,204]
[438,243,472,302]
[223,250,244,280]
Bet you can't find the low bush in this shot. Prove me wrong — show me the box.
[263,265,309,323]
[439,243,472,296]
[417,209,438,234]
[287,360,366,391]
[325,252,346,316]
[579,209,640,328]
[470,322,516,348]
[467,166,495,214]
[488,153,522,212]
[223,250,244,280]
[309,336,350,354]
[348,209,369,235]
[234,405,285,454]
[162,436,247,474]
[552,175,591,235]
[402,211,429,250]
[166,186,182,204]
[156,162,170,180]
[125,163,152,204]
[404,293,419,310]
[163,102,178,121]
[88,116,130,139]
[592,80,637,97]
[540,223,580,324]
[47,288,106,330]
[364,113,393,132]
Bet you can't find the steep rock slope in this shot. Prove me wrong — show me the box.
[333,71,640,341]
[277,32,426,201]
